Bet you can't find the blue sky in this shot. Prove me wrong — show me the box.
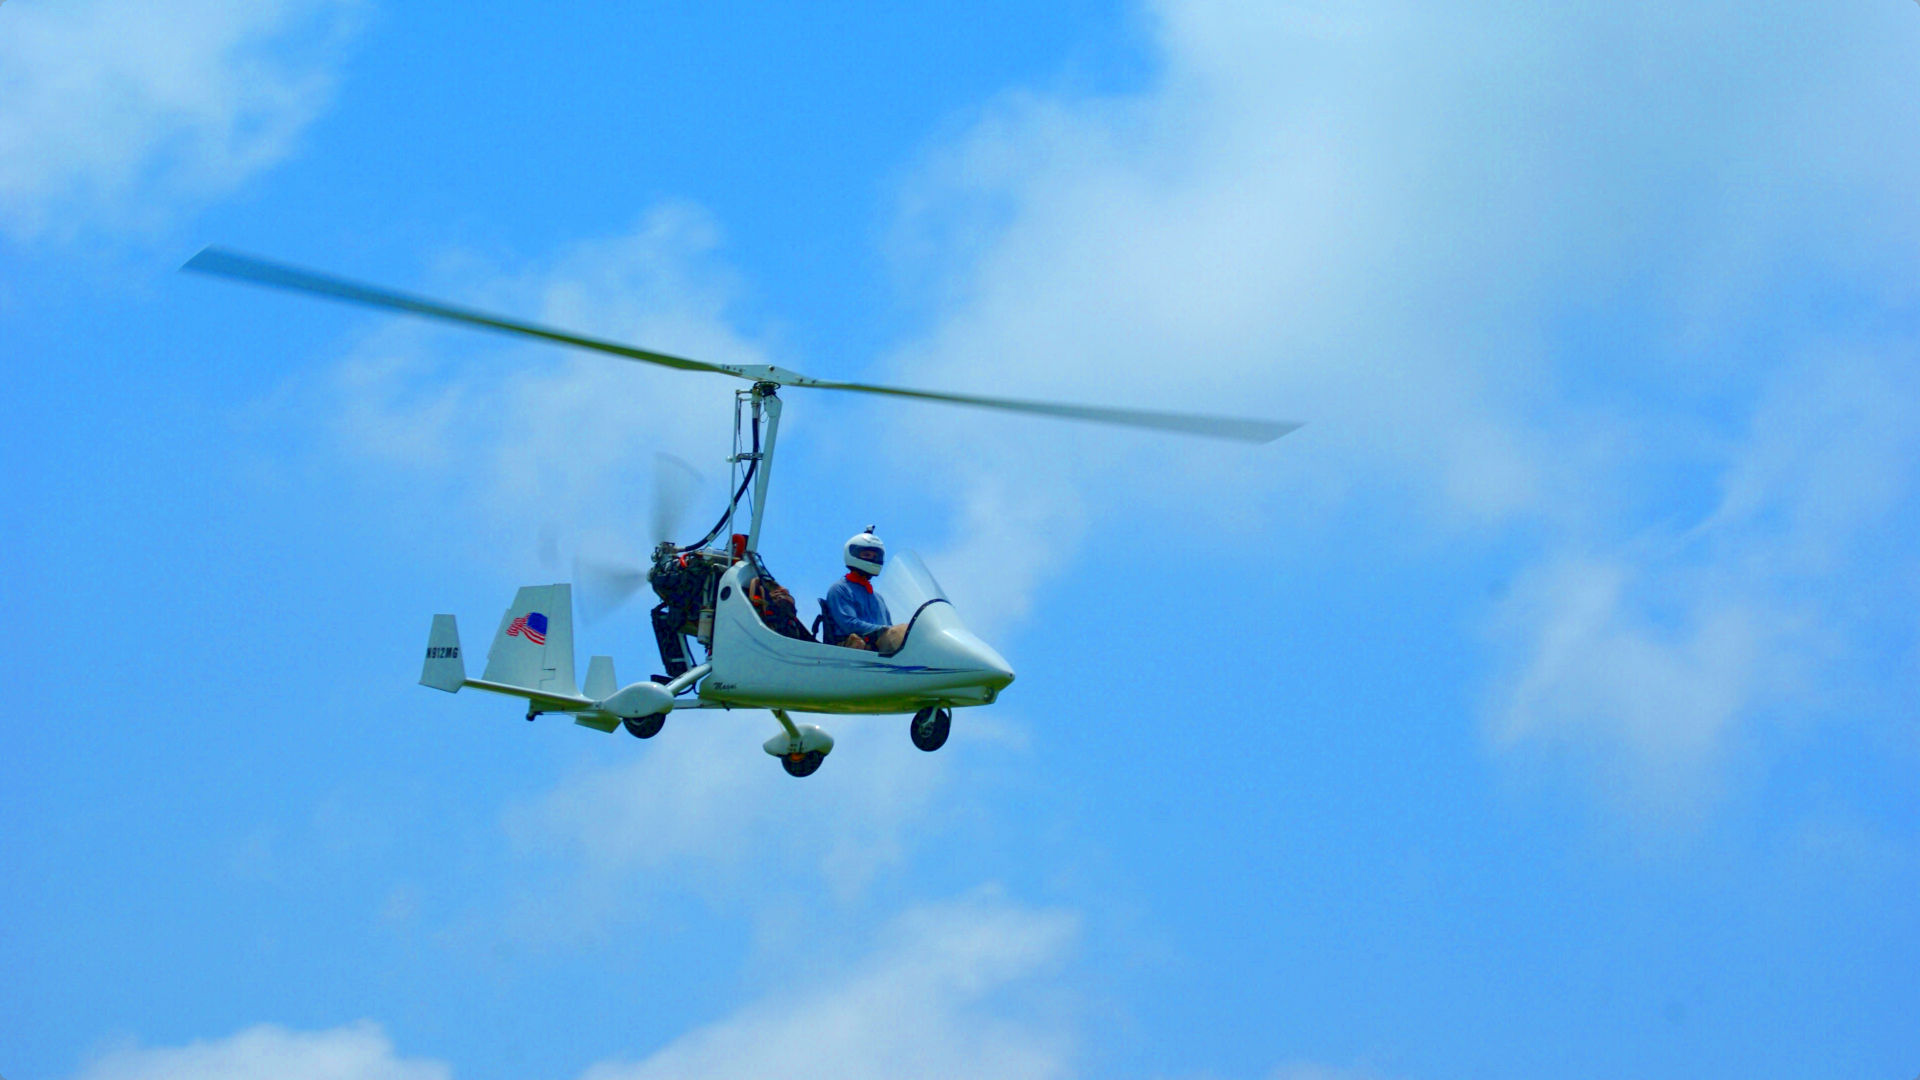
[4,2,1918,1078]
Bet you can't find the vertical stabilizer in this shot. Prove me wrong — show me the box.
[482,585,579,698]
[583,656,617,701]
[420,614,465,692]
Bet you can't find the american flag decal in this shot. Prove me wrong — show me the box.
[507,611,548,645]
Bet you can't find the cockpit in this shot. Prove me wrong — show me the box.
[736,549,952,656]
[735,552,816,643]
[701,548,1013,714]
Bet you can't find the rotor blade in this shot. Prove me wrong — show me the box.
[651,452,704,543]
[182,247,751,379]
[185,247,1302,442]
[783,377,1302,443]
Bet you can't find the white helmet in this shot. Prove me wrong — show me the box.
[844,528,885,576]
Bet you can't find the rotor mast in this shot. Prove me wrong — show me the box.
[745,382,782,554]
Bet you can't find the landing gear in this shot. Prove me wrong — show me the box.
[781,750,825,777]
[763,709,833,778]
[910,706,952,752]
[623,713,666,739]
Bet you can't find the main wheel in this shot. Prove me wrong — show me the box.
[623,713,666,739]
[909,706,952,752]
[781,750,825,777]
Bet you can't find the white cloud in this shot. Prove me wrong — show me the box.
[80,896,1077,1080]
[1485,350,1920,809]
[882,0,1919,499]
[870,0,1920,799]
[0,0,355,241]
[74,1022,449,1080]
[1485,552,1773,805]
[578,892,1078,1080]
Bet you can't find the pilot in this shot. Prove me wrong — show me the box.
[827,529,908,654]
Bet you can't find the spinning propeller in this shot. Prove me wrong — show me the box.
[183,247,1302,443]
[574,452,705,621]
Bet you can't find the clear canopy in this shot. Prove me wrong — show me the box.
[874,549,949,616]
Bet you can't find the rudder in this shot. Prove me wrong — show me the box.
[583,655,617,701]
[482,584,579,698]
[420,614,465,692]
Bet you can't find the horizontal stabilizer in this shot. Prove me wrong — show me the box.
[420,615,465,693]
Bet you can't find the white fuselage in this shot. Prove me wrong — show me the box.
[699,560,1014,714]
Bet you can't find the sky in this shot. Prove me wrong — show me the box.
[3,1,1918,1078]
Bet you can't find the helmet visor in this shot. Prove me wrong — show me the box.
[850,545,884,566]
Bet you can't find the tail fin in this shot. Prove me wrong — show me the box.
[420,614,466,692]
[482,584,579,698]
[583,655,617,701]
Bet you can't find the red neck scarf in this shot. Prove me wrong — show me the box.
[844,570,873,593]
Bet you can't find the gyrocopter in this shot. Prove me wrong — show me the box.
[184,248,1299,777]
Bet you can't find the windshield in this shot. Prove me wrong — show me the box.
[874,549,948,615]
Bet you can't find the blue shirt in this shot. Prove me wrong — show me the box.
[825,577,892,638]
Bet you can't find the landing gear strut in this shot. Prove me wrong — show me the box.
[910,706,952,752]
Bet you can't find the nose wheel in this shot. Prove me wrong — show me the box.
[910,706,952,752]
[782,750,825,777]
[623,713,666,739]
[764,710,834,777]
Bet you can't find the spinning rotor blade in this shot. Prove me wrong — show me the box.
[184,247,1301,443]
[778,377,1301,443]
[183,247,745,378]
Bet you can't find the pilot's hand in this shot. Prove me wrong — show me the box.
[840,634,870,650]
